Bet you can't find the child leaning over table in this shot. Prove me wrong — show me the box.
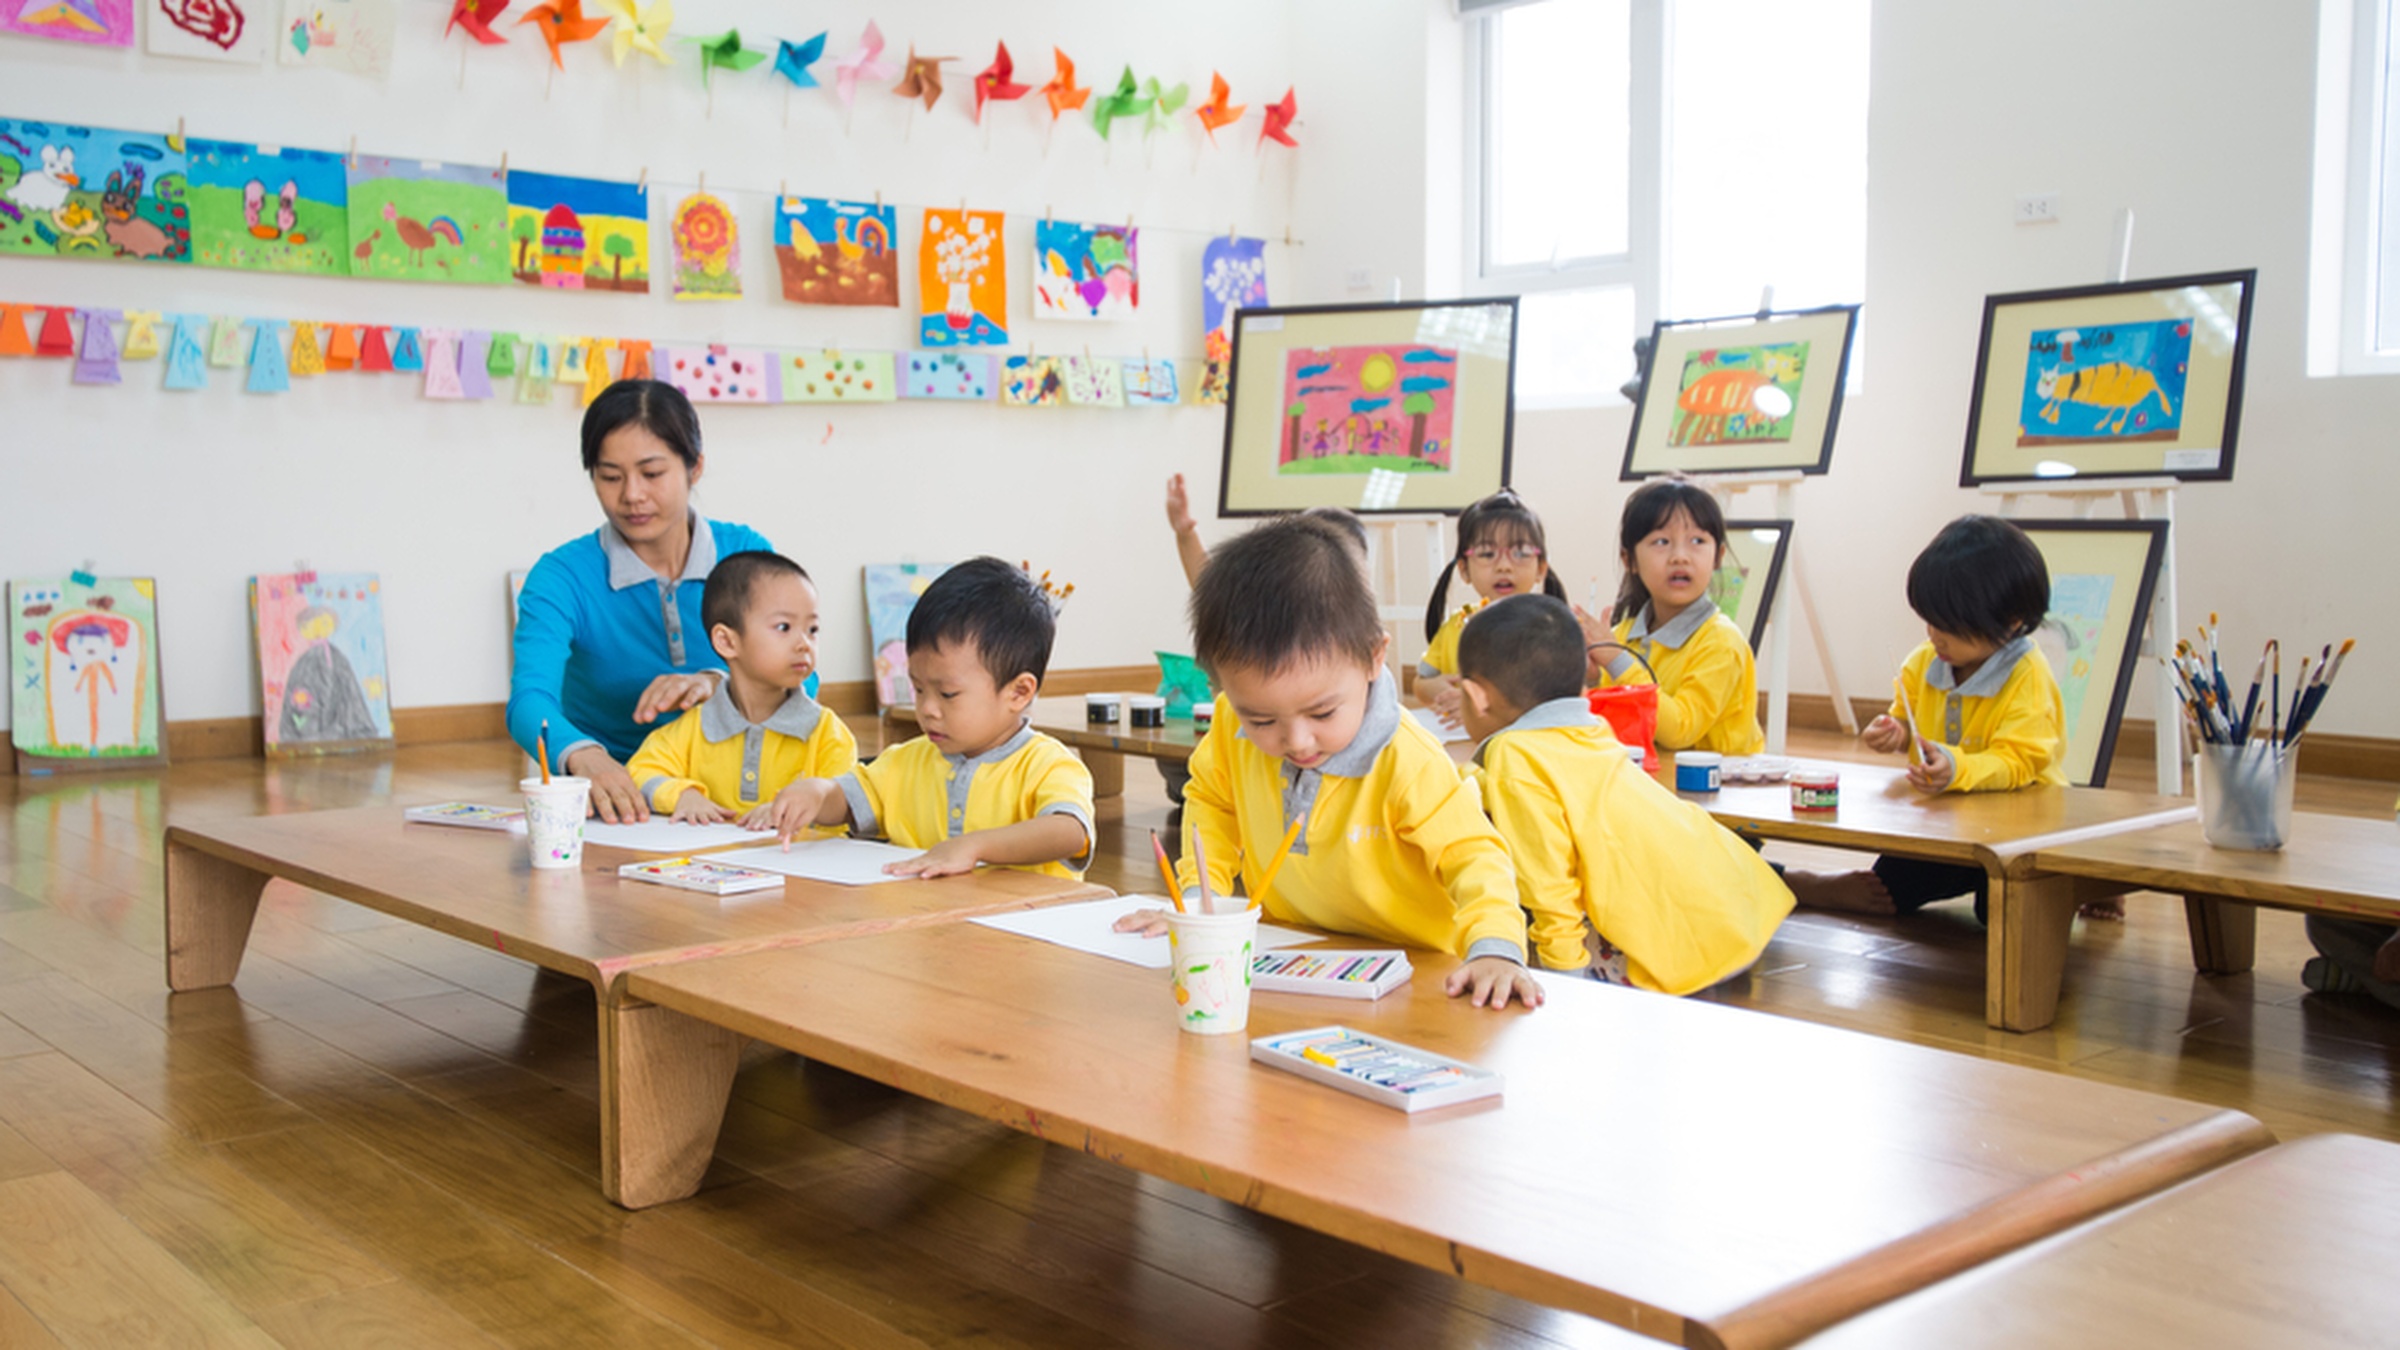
[760,557,1095,880]
[1117,514,1544,1011]
[626,551,857,826]
[1457,595,1793,993]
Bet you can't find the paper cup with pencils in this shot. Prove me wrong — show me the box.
[1166,907,1261,1035]
[519,775,592,869]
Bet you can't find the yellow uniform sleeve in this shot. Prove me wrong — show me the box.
[847,741,906,841]
[1946,664,2065,792]
[1022,738,1097,867]
[807,714,860,783]
[1473,757,1590,972]
[1417,605,1473,677]
[626,711,706,811]
[1649,629,1750,753]
[1391,752,1526,959]
[1177,702,1245,900]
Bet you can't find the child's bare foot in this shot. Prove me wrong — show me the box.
[1783,869,1895,915]
[2077,895,2126,922]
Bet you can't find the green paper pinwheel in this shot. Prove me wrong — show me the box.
[688,27,767,88]
[1141,75,1189,138]
[1090,65,1144,138]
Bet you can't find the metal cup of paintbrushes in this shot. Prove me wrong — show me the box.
[2194,740,2297,852]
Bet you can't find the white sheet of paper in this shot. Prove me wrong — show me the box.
[1411,706,1470,744]
[580,820,776,853]
[971,895,1316,969]
[709,838,926,886]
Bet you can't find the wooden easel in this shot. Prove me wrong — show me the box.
[1693,471,1854,753]
[1363,515,1449,686]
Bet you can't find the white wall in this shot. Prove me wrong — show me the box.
[0,0,1297,728]
[1299,0,2400,742]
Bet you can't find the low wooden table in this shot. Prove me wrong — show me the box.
[1681,761,2200,1033]
[614,922,2270,1347]
[2031,811,2400,976]
[161,805,1107,1203]
[886,694,1205,797]
[1795,1133,2400,1348]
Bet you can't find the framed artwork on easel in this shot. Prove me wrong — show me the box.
[1960,270,2254,486]
[2014,519,2171,788]
[1712,520,1793,652]
[1620,305,1859,480]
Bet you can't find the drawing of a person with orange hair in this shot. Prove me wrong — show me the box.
[44,611,139,753]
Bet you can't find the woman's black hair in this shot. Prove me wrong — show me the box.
[1423,488,1570,641]
[1613,477,1729,624]
[580,379,703,473]
[1906,515,2051,646]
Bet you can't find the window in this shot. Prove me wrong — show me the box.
[2313,0,2400,374]
[1467,0,1870,405]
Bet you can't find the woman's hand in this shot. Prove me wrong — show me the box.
[632,671,718,726]
[564,745,649,823]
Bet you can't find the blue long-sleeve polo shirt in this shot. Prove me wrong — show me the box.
[508,515,783,770]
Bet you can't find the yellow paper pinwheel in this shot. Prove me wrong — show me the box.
[600,0,673,66]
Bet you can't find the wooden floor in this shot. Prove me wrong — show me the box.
[0,731,2393,1348]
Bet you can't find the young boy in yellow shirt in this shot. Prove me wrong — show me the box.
[1456,595,1792,993]
[764,556,1094,879]
[1121,515,1543,1010]
[626,551,858,825]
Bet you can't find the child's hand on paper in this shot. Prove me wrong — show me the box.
[1444,955,1545,1010]
[1905,740,1956,793]
[1861,714,1911,755]
[885,836,980,878]
[1110,907,1174,939]
[669,790,728,824]
[745,779,837,847]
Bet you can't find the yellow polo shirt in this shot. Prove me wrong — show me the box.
[840,723,1095,878]
[1417,600,1485,679]
[627,684,857,811]
[1180,672,1526,962]
[1597,599,1764,755]
[1891,638,2067,792]
[1472,698,1792,992]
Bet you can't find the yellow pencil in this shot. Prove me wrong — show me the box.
[1248,814,1308,913]
[1150,829,1185,914]
[1891,678,1924,767]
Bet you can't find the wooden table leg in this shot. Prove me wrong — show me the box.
[599,995,743,1209]
[2183,893,2259,975]
[1082,749,1125,800]
[164,838,271,992]
[1985,871,2084,1033]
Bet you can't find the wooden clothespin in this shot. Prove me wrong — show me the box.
[174,115,185,144]
[1228,222,1238,242]
[637,165,649,192]
[499,150,509,177]
[874,188,882,208]
[347,135,357,169]
[697,169,707,194]
[1044,204,1053,225]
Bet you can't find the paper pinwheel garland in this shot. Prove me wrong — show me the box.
[600,0,672,66]
[446,0,510,46]
[1040,48,1090,121]
[832,20,896,109]
[518,0,607,67]
[893,46,952,111]
[1141,75,1188,139]
[1260,87,1298,148]
[1090,65,1143,139]
[774,30,826,87]
[1196,72,1244,142]
[974,41,1030,122]
[689,27,766,88]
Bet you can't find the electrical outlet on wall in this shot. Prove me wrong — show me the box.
[2014,194,2060,225]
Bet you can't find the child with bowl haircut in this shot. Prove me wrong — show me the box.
[763,557,1094,880]
[1124,516,1543,1010]
[1457,595,1793,992]
[626,551,857,823]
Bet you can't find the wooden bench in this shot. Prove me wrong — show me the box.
[1676,760,2198,1032]
[611,921,2270,1347]
[1795,1133,2400,1348]
[2031,811,2400,975]
[161,804,1108,1204]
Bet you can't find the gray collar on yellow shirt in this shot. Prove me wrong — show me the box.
[936,718,1035,839]
[1472,695,1599,767]
[698,680,824,742]
[1927,635,2033,700]
[601,511,720,591]
[1260,668,1401,856]
[1627,595,1719,650]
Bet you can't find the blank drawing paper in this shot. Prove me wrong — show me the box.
[580,820,775,853]
[972,895,1314,970]
[709,838,926,886]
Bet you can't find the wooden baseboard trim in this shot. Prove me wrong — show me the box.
[1771,694,2400,784]
[6,664,1173,774]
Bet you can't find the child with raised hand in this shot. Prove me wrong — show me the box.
[1118,515,1543,1011]
[1798,515,2067,918]
[1416,489,1571,725]
[1457,595,1792,992]
[759,557,1094,879]
[626,551,857,826]
[1585,477,1764,756]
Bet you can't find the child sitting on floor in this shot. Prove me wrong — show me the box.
[1458,595,1793,993]
[626,551,857,826]
[761,557,1094,880]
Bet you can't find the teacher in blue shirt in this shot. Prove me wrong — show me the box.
[508,379,786,822]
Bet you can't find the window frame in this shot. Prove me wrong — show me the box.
[2337,0,2400,374]
[1461,0,1668,407]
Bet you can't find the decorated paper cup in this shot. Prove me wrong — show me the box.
[519,776,591,870]
[1165,907,1261,1036]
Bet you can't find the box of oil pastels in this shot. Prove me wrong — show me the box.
[1249,1025,1503,1112]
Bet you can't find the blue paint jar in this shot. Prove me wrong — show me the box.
[1674,751,1722,793]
